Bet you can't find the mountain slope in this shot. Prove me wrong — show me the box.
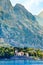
[14,4,41,34]
[38,11,43,18]
[14,4,36,21]
[35,11,43,26]
[0,0,43,48]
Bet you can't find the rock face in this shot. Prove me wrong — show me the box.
[0,0,43,48]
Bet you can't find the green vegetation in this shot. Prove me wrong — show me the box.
[0,47,14,59]
[14,47,43,60]
[0,46,43,60]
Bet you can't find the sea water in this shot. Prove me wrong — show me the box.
[0,60,43,65]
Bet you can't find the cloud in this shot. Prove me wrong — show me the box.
[10,0,19,6]
[10,0,43,8]
[29,0,43,7]
[22,0,43,9]
[23,0,43,14]
[10,0,25,6]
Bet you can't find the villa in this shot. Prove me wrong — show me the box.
[15,51,24,56]
[15,49,24,56]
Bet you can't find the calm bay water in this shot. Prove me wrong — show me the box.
[0,60,43,65]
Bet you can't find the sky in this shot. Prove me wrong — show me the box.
[10,0,43,15]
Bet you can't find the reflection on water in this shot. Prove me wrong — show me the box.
[0,60,43,65]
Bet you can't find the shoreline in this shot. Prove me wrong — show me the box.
[0,55,40,60]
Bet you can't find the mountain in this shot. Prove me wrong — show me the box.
[38,11,43,18]
[0,0,17,46]
[14,4,42,35]
[35,11,43,26]
[0,0,11,10]
[14,4,36,21]
[0,0,43,48]
[0,0,17,26]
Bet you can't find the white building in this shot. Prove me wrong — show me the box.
[15,51,24,56]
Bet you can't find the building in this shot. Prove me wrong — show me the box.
[15,51,24,56]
